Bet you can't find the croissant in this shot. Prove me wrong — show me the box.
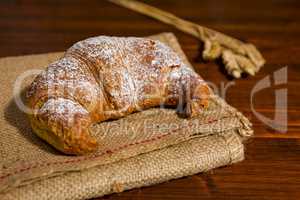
[26,36,211,155]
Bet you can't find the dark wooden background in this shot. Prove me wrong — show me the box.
[1,0,299,199]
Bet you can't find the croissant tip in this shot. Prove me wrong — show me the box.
[63,138,99,155]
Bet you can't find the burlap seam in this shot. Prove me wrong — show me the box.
[0,132,171,180]
[0,115,235,181]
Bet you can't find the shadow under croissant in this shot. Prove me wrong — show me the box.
[4,87,62,155]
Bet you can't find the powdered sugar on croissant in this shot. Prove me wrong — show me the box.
[27,36,210,155]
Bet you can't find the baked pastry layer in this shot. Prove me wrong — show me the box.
[27,36,210,155]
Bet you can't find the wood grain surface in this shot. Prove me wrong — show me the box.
[1,0,299,199]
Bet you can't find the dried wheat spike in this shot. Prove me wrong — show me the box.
[202,39,222,61]
[222,50,242,78]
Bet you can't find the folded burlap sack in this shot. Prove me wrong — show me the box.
[0,33,253,199]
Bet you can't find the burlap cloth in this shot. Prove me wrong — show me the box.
[0,33,253,199]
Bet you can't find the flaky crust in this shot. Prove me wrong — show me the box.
[27,36,211,155]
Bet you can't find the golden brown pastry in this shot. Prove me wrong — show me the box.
[26,36,211,155]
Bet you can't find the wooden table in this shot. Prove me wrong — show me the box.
[1,0,299,199]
